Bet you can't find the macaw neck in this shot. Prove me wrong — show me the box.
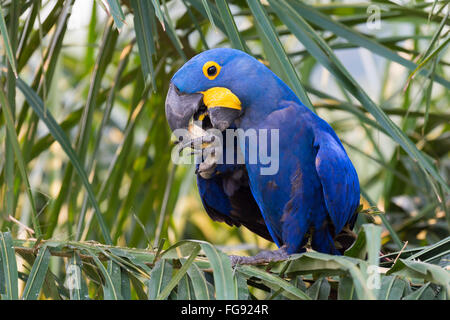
[236,77,305,131]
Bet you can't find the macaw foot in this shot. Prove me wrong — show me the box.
[229,246,289,266]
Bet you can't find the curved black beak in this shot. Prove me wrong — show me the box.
[165,82,204,131]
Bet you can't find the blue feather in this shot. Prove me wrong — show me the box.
[171,48,360,255]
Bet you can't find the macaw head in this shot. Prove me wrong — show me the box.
[165,48,292,133]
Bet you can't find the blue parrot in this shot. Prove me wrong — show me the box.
[165,48,360,259]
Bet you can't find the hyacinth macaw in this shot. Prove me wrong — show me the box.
[165,48,360,260]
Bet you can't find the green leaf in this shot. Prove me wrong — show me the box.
[84,1,98,69]
[131,0,157,88]
[86,249,122,300]
[345,224,382,267]
[201,0,216,28]
[66,252,89,300]
[199,242,236,300]
[108,247,153,275]
[338,276,357,300]
[15,78,112,245]
[438,253,450,269]
[107,261,123,299]
[287,0,450,89]
[120,268,131,300]
[377,276,407,300]
[177,275,195,300]
[387,259,450,296]
[22,246,51,300]
[279,252,376,299]
[406,237,450,263]
[237,265,311,300]
[0,245,4,295]
[360,190,403,250]
[182,0,210,49]
[129,273,148,300]
[215,0,246,51]
[157,245,201,300]
[402,283,437,300]
[161,14,187,60]
[0,5,18,77]
[0,232,18,300]
[406,35,450,85]
[150,0,166,29]
[186,261,213,300]
[234,272,249,300]
[0,88,42,237]
[148,259,173,300]
[185,0,226,32]
[270,0,449,192]
[281,252,354,276]
[247,0,314,111]
[105,0,125,29]
[306,277,330,300]
[160,240,203,260]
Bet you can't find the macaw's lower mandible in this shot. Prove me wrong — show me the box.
[165,48,360,261]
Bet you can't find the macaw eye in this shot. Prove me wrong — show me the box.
[207,66,217,76]
[202,61,221,80]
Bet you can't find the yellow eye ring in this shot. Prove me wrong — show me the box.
[202,61,221,80]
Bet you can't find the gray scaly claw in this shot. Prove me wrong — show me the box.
[229,246,289,266]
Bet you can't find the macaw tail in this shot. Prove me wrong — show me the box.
[311,227,342,255]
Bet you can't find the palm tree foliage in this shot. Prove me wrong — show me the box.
[0,0,449,300]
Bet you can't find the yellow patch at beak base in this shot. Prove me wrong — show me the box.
[201,87,241,111]
[198,113,208,121]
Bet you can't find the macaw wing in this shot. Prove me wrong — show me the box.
[314,130,360,234]
[197,166,273,242]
